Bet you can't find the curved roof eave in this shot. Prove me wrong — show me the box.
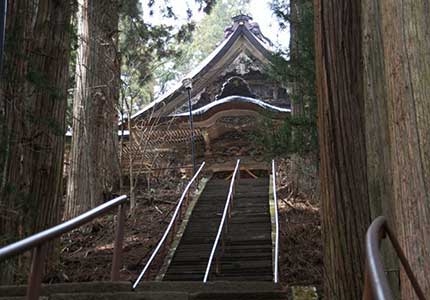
[171,95,291,118]
[130,24,274,121]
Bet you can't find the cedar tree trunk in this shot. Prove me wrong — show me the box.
[65,0,120,218]
[0,0,71,283]
[314,0,371,299]
[377,1,430,297]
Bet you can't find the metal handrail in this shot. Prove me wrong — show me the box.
[0,195,128,300]
[272,160,279,283]
[132,162,206,289]
[363,216,426,300]
[203,159,240,282]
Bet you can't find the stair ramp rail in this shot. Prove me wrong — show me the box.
[203,159,241,282]
[363,216,426,300]
[133,161,206,289]
[272,160,279,283]
[0,195,128,300]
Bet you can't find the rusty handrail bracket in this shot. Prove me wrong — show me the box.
[364,216,426,300]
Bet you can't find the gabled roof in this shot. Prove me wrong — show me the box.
[131,15,275,121]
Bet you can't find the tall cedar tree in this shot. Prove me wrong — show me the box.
[65,0,120,218]
[316,0,430,298]
[271,0,315,118]
[269,0,317,155]
[0,0,72,283]
[314,1,371,298]
[289,0,302,116]
[362,0,399,296]
[365,1,430,297]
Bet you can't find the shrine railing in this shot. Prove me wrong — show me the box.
[363,216,426,300]
[272,159,279,283]
[132,162,206,289]
[0,195,128,300]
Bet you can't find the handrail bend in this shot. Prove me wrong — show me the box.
[203,159,240,282]
[272,160,279,283]
[0,195,127,261]
[0,195,128,300]
[363,216,426,300]
[132,162,206,289]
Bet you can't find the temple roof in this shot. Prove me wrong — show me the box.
[132,96,290,129]
[171,96,291,118]
[131,14,276,121]
[125,96,289,149]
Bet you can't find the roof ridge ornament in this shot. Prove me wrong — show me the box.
[232,13,252,27]
[223,13,273,46]
[224,13,252,37]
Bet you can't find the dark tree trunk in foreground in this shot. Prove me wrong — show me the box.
[316,0,430,297]
[0,0,72,283]
[66,0,120,218]
[376,1,430,297]
[314,1,371,299]
[362,0,399,296]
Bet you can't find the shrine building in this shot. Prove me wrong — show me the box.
[122,14,291,175]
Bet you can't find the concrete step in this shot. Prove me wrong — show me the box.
[0,281,285,299]
[51,291,187,300]
[0,282,322,300]
[0,291,184,300]
[137,281,280,292]
[0,282,131,298]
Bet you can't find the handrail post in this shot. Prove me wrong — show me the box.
[111,203,126,281]
[0,195,128,297]
[171,219,176,243]
[26,244,47,300]
[215,253,220,274]
[363,263,374,300]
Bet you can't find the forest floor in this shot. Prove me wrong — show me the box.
[49,176,185,283]
[41,158,322,295]
[276,157,323,295]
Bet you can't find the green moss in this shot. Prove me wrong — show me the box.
[292,286,318,300]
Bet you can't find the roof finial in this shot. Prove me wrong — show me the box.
[232,13,252,26]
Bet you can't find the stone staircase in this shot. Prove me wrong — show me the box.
[163,178,230,281]
[213,177,272,281]
[0,174,292,299]
[163,175,272,282]
[0,281,285,300]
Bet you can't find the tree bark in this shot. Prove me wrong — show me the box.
[314,1,371,299]
[377,1,430,297]
[65,0,120,218]
[0,0,71,283]
[289,0,303,116]
[316,0,430,297]
[362,0,399,297]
